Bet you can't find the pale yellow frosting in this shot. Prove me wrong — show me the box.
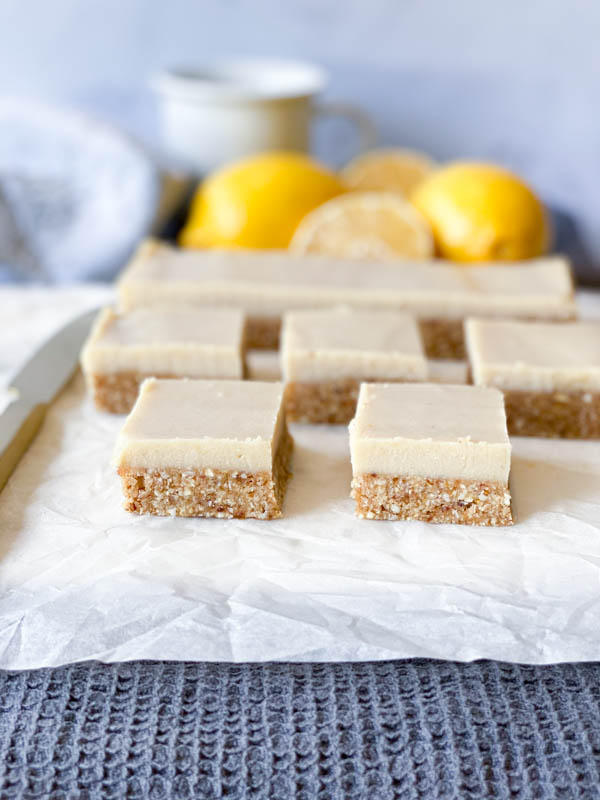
[81,307,245,378]
[117,241,575,320]
[280,309,427,381]
[349,383,511,483]
[114,378,286,472]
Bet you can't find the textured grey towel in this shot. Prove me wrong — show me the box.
[1,660,600,799]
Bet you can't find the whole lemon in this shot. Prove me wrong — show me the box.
[179,152,346,250]
[411,162,551,262]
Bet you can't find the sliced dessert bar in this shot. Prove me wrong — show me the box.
[281,309,427,423]
[117,240,575,355]
[81,307,246,413]
[114,378,293,519]
[350,383,513,525]
[465,318,600,438]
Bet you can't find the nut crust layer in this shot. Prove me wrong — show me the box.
[119,428,293,519]
[351,473,513,526]
[504,390,600,439]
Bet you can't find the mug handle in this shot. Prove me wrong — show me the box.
[312,101,377,161]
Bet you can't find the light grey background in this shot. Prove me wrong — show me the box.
[1,0,598,276]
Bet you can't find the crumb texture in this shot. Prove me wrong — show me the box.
[419,319,465,360]
[351,474,513,526]
[247,316,281,350]
[119,428,293,519]
[504,390,600,438]
[285,379,363,424]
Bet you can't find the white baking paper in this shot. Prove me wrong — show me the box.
[0,288,599,668]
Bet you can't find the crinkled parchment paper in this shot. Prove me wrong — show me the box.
[0,289,599,668]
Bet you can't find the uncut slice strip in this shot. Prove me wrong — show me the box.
[465,318,600,438]
[281,309,427,424]
[349,383,513,526]
[114,378,293,519]
[117,239,575,355]
[81,307,246,413]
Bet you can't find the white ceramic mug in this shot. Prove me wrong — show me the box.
[152,58,375,174]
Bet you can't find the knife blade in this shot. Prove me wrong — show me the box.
[0,308,97,493]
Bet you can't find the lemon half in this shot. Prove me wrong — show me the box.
[290,191,434,261]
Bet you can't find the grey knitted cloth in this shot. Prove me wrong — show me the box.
[1,660,599,799]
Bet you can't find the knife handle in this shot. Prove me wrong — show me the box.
[0,399,49,493]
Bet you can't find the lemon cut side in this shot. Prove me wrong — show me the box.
[290,191,434,261]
